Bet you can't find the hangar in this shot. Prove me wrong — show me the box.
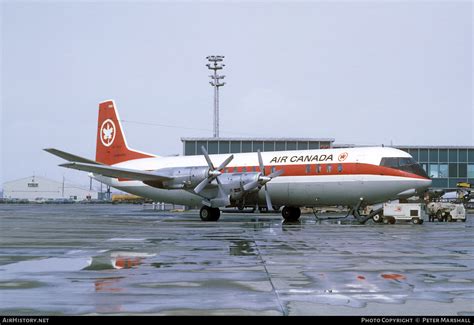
[2,175,98,202]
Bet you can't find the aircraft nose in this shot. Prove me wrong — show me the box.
[416,178,432,193]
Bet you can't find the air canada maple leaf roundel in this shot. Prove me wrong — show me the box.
[100,119,116,147]
[338,152,348,162]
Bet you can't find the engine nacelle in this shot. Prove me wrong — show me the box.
[218,172,261,200]
[144,168,263,199]
[144,166,209,189]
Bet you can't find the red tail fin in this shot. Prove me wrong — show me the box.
[96,100,154,165]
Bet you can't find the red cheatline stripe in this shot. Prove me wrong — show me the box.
[117,162,428,182]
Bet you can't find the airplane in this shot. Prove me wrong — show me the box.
[45,100,432,222]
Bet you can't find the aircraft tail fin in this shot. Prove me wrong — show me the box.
[96,100,155,165]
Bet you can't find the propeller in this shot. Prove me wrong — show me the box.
[194,146,234,194]
[242,150,284,210]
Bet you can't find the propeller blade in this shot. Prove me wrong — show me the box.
[264,184,273,211]
[268,169,284,178]
[215,177,227,197]
[200,146,215,170]
[194,178,210,194]
[243,180,259,191]
[257,150,265,175]
[217,154,234,171]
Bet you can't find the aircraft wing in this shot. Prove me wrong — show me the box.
[59,162,172,182]
[44,148,103,165]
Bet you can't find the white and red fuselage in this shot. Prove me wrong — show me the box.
[85,100,431,208]
[95,146,431,207]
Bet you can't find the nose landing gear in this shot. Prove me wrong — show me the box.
[351,198,384,224]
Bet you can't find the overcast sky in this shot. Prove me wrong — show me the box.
[1,1,472,188]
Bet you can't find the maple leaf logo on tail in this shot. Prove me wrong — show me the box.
[103,124,114,140]
[100,119,116,147]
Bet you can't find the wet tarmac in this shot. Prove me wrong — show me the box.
[0,204,473,315]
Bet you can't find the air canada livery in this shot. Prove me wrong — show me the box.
[45,100,432,222]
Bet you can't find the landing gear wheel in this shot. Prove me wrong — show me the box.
[200,206,220,221]
[282,206,292,220]
[282,206,301,222]
[372,214,383,223]
[200,206,211,221]
[210,208,221,221]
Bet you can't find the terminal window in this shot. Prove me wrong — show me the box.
[428,164,439,178]
[449,164,457,177]
[287,141,297,150]
[468,164,474,178]
[439,164,448,178]
[231,141,241,153]
[458,164,467,177]
[439,149,448,162]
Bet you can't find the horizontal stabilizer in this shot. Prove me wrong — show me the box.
[44,148,102,165]
[59,162,172,182]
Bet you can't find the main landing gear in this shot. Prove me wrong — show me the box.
[282,206,301,222]
[200,206,221,221]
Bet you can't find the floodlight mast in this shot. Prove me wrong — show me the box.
[206,56,226,138]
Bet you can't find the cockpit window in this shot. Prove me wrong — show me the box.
[380,157,417,168]
[380,157,429,179]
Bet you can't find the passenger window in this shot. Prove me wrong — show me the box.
[252,166,256,172]
[326,165,332,173]
[316,165,321,173]
[242,167,247,172]
[337,164,343,173]
[271,166,276,173]
[233,167,238,173]
[306,164,311,174]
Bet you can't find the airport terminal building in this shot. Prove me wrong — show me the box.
[181,137,474,189]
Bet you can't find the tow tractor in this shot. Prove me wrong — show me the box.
[369,202,426,225]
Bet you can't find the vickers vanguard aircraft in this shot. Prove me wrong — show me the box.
[45,100,432,222]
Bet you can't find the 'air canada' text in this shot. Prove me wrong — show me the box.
[270,154,334,164]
